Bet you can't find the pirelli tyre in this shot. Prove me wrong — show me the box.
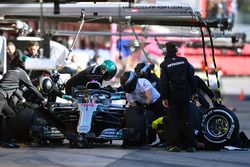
[13,104,35,142]
[123,106,147,147]
[201,106,239,148]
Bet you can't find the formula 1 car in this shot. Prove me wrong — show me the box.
[13,80,155,147]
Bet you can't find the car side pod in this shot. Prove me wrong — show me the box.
[39,104,89,148]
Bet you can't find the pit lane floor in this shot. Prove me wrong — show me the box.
[0,94,250,167]
[0,141,249,167]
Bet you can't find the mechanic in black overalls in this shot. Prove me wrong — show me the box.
[160,42,198,152]
[65,60,117,95]
[0,67,46,148]
[194,75,218,109]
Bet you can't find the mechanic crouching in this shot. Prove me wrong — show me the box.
[120,71,167,145]
[134,62,167,147]
[0,67,47,148]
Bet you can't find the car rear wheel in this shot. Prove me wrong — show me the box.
[201,106,239,149]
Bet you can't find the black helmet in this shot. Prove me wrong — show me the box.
[120,71,138,93]
[134,62,154,78]
[99,60,117,81]
[39,76,53,94]
[163,42,178,54]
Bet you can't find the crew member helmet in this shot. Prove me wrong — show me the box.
[39,76,53,94]
[100,60,117,81]
[120,71,138,93]
[134,62,154,78]
[163,42,178,54]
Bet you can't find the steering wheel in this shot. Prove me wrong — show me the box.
[89,89,112,99]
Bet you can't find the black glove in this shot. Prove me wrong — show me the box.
[40,98,48,108]
[16,98,28,108]
[192,93,199,102]
[104,85,116,93]
[117,86,124,92]
[18,98,26,105]
[212,98,220,107]
[42,98,47,104]
[135,101,147,107]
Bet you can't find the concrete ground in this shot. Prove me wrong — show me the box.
[220,76,250,95]
[0,138,249,167]
[221,76,250,136]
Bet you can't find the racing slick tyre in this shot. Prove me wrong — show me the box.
[13,105,35,142]
[122,106,147,147]
[201,106,239,149]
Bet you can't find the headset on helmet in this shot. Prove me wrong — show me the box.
[120,71,138,93]
[100,60,117,81]
[163,42,178,54]
[134,62,154,78]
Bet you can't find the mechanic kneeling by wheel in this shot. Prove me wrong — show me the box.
[120,71,167,146]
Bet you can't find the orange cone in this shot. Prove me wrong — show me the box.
[239,90,246,101]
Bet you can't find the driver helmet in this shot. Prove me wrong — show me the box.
[99,60,117,81]
[134,62,154,79]
[120,71,138,93]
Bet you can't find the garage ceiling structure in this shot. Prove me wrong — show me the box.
[0,0,134,2]
[0,1,230,29]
